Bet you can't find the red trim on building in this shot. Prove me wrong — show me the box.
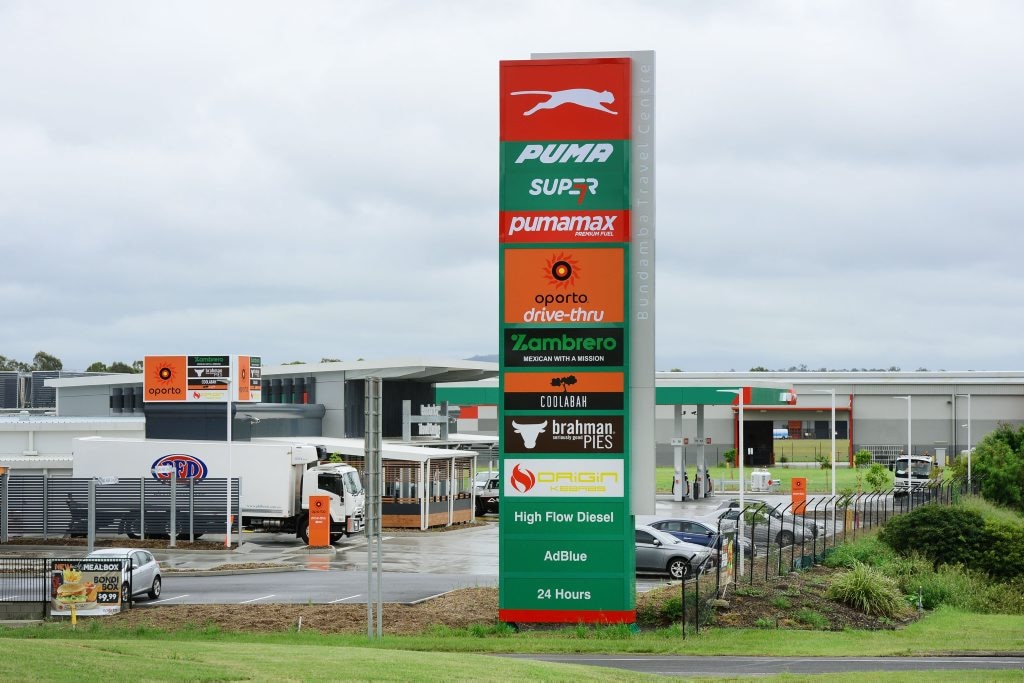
[458,405,479,419]
[499,608,636,624]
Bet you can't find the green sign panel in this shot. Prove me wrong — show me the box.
[499,141,630,211]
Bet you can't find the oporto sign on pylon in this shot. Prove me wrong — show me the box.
[499,55,635,625]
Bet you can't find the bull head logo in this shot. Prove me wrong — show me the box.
[511,420,547,449]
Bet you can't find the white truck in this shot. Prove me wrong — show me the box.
[891,455,934,495]
[72,436,365,544]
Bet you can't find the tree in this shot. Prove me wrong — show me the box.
[108,361,136,373]
[0,355,30,371]
[86,362,108,372]
[320,358,342,363]
[749,366,769,372]
[966,423,1024,513]
[31,351,62,371]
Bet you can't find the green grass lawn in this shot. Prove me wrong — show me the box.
[657,464,881,494]
[1,607,1022,681]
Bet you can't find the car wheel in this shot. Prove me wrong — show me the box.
[121,581,131,605]
[668,558,690,580]
[147,575,161,600]
[776,530,795,547]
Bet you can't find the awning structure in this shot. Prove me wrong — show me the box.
[255,437,478,530]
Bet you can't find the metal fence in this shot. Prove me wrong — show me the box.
[0,473,239,543]
[679,475,981,631]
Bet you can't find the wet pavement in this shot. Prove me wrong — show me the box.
[3,492,830,575]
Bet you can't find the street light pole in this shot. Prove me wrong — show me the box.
[225,376,234,548]
[813,388,836,528]
[717,388,746,576]
[894,396,912,496]
[955,393,972,489]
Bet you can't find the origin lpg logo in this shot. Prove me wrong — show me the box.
[509,464,537,493]
[502,459,625,497]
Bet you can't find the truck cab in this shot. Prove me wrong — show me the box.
[891,455,934,495]
[300,462,365,543]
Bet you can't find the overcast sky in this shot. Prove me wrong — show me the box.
[2,1,1021,373]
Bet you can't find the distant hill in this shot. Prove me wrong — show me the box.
[466,354,498,363]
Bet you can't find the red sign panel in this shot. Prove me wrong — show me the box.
[499,210,629,244]
[500,58,632,141]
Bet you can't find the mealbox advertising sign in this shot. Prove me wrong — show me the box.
[499,55,635,625]
[51,561,124,616]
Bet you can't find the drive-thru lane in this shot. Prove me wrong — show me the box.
[134,570,498,606]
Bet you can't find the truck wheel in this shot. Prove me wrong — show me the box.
[298,514,310,544]
[330,533,343,544]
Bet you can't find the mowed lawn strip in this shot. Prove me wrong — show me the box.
[0,639,658,683]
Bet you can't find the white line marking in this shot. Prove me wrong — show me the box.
[239,594,275,604]
[147,594,189,605]
[328,594,361,604]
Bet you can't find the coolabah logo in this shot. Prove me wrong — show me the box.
[507,213,618,237]
[514,143,613,164]
[511,88,618,116]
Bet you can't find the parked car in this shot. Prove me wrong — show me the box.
[474,470,499,488]
[637,514,752,558]
[84,548,161,603]
[474,476,500,516]
[635,525,715,579]
[713,498,824,547]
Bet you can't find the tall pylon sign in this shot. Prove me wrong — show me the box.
[498,56,639,624]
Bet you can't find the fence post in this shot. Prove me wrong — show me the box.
[680,572,687,638]
[140,478,146,541]
[0,471,7,543]
[42,472,49,541]
[87,479,96,553]
[169,468,177,548]
[189,478,195,543]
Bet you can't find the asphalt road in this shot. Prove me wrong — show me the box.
[138,569,498,607]
[508,654,1024,676]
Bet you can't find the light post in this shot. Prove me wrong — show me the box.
[893,396,912,496]
[717,387,745,576]
[813,388,836,529]
[955,393,972,489]
[224,376,234,548]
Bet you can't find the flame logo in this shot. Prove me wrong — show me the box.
[510,464,537,493]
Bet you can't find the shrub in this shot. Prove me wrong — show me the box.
[854,449,873,468]
[865,463,890,491]
[827,562,908,618]
[823,536,897,569]
[794,608,829,629]
[974,519,1024,580]
[879,504,984,569]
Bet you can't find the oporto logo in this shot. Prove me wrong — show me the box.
[510,464,537,493]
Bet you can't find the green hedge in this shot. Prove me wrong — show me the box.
[879,503,1024,579]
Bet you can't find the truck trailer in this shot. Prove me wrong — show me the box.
[72,436,365,544]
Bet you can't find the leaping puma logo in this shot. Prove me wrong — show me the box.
[511,88,618,116]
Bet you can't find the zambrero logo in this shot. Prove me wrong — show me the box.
[151,454,208,481]
[510,464,536,493]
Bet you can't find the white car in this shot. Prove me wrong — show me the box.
[84,548,162,603]
[474,470,499,488]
